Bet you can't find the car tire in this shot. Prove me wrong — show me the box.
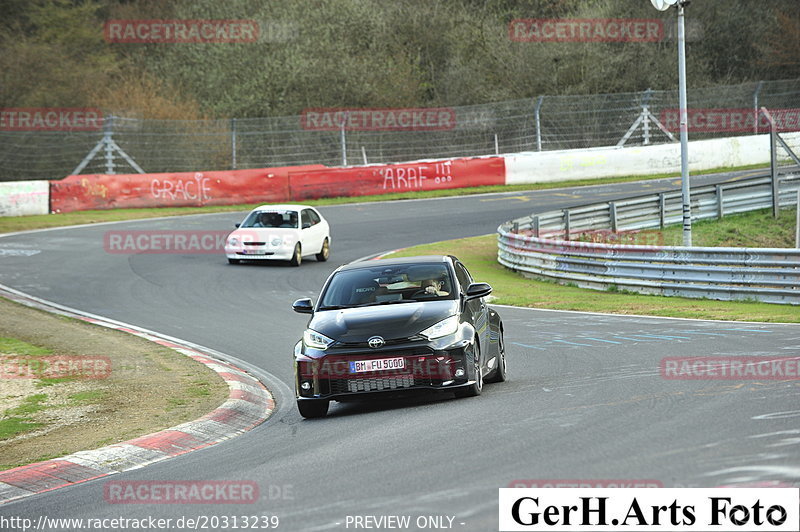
[290,243,302,266]
[316,238,330,262]
[297,399,329,418]
[485,328,507,383]
[228,258,240,264]
[454,340,482,398]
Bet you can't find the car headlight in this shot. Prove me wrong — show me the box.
[303,329,335,350]
[227,236,240,246]
[419,315,459,339]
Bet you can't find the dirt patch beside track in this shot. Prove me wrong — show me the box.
[0,296,229,470]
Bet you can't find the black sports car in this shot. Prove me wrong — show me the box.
[291,255,506,418]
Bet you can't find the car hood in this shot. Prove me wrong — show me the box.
[309,300,459,343]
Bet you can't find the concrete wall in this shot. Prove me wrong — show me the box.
[505,132,799,185]
[0,181,49,216]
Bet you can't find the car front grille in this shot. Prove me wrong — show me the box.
[337,337,424,349]
[347,375,414,393]
[327,374,440,395]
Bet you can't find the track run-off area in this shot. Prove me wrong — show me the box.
[0,169,798,531]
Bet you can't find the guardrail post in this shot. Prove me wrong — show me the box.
[512,222,519,233]
[659,193,666,228]
[532,216,540,238]
[796,189,799,249]
[610,202,618,233]
[563,210,570,240]
[716,185,724,219]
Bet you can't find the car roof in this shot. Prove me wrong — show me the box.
[251,204,316,212]
[336,255,454,272]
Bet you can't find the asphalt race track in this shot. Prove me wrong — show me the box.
[1,169,798,531]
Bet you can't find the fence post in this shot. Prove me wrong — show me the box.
[532,215,540,238]
[563,210,570,240]
[361,146,368,165]
[762,107,780,217]
[716,185,724,219]
[231,118,237,169]
[340,111,349,166]
[104,115,115,175]
[534,96,544,152]
[753,81,764,135]
[494,133,499,155]
[642,88,653,146]
[659,193,666,228]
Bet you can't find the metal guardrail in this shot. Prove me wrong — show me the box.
[497,172,800,305]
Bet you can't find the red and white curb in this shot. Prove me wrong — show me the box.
[0,285,274,505]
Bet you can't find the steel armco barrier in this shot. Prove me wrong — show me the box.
[497,172,800,305]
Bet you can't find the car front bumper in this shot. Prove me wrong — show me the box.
[225,246,295,260]
[294,341,477,402]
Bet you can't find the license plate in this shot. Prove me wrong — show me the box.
[349,357,405,373]
[242,249,265,255]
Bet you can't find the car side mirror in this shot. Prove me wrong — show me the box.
[465,282,492,301]
[235,223,240,228]
[292,298,314,314]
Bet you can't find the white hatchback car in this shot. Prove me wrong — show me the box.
[225,204,330,266]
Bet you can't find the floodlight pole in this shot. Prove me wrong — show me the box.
[677,1,692,246]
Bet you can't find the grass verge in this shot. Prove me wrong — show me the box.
[0,164,768,234]
[0,297,229,470]
[388,234,800,323]
[645,206,799,248]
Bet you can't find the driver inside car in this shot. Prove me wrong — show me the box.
[420,279,449,296]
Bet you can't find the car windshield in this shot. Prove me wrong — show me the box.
[319,263,455,309]
[240,210,298,228]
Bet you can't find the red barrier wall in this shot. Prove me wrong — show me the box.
[49,157,505,212]
[50,165,324,213]
[287,157,505,201]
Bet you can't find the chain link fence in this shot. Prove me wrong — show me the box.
[2,78,799,181]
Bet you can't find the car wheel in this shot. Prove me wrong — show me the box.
[455,340,482,398]
[297,399,329,418]
[290,243,302,266]
[316,238,330,262]
[485,328,507,383]
[228,258,240,264]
